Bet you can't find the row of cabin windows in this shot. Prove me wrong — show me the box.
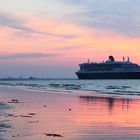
[80,64,139,71]
[80,65,122,70]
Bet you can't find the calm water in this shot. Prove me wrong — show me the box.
[0,79,140,98]
[0,80,140,139]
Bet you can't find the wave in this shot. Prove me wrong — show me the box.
[49,83,81,90]
[0,82,44,88]
[106,85,131,90]
[0,82,81,90]
[0,80,140,98]
[113,90,140,95]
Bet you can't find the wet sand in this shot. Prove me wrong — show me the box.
[0,87,140,140]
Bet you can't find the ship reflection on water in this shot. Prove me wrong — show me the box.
[76,95,140,139]
[79,96,131,112]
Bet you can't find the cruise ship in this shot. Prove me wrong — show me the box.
[76,56,140,79]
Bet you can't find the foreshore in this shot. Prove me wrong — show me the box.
[0,87,140,140]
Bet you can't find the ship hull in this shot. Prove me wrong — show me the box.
[76,72,140,79]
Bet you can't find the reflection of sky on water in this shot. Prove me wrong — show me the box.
[1,88,140,140]
[77,96,140,139]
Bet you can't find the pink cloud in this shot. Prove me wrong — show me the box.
[0,15,140,66]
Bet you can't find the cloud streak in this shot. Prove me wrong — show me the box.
[0,12,76,38]
[0,53,56,60]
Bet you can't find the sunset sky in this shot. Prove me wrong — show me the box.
[0,0,140,78]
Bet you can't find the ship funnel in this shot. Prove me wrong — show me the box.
[127,56,130,62]
[109,56,115,62]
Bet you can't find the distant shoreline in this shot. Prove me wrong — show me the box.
[0,77,77,81]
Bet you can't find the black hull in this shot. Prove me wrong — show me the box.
[76,72,140,79]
